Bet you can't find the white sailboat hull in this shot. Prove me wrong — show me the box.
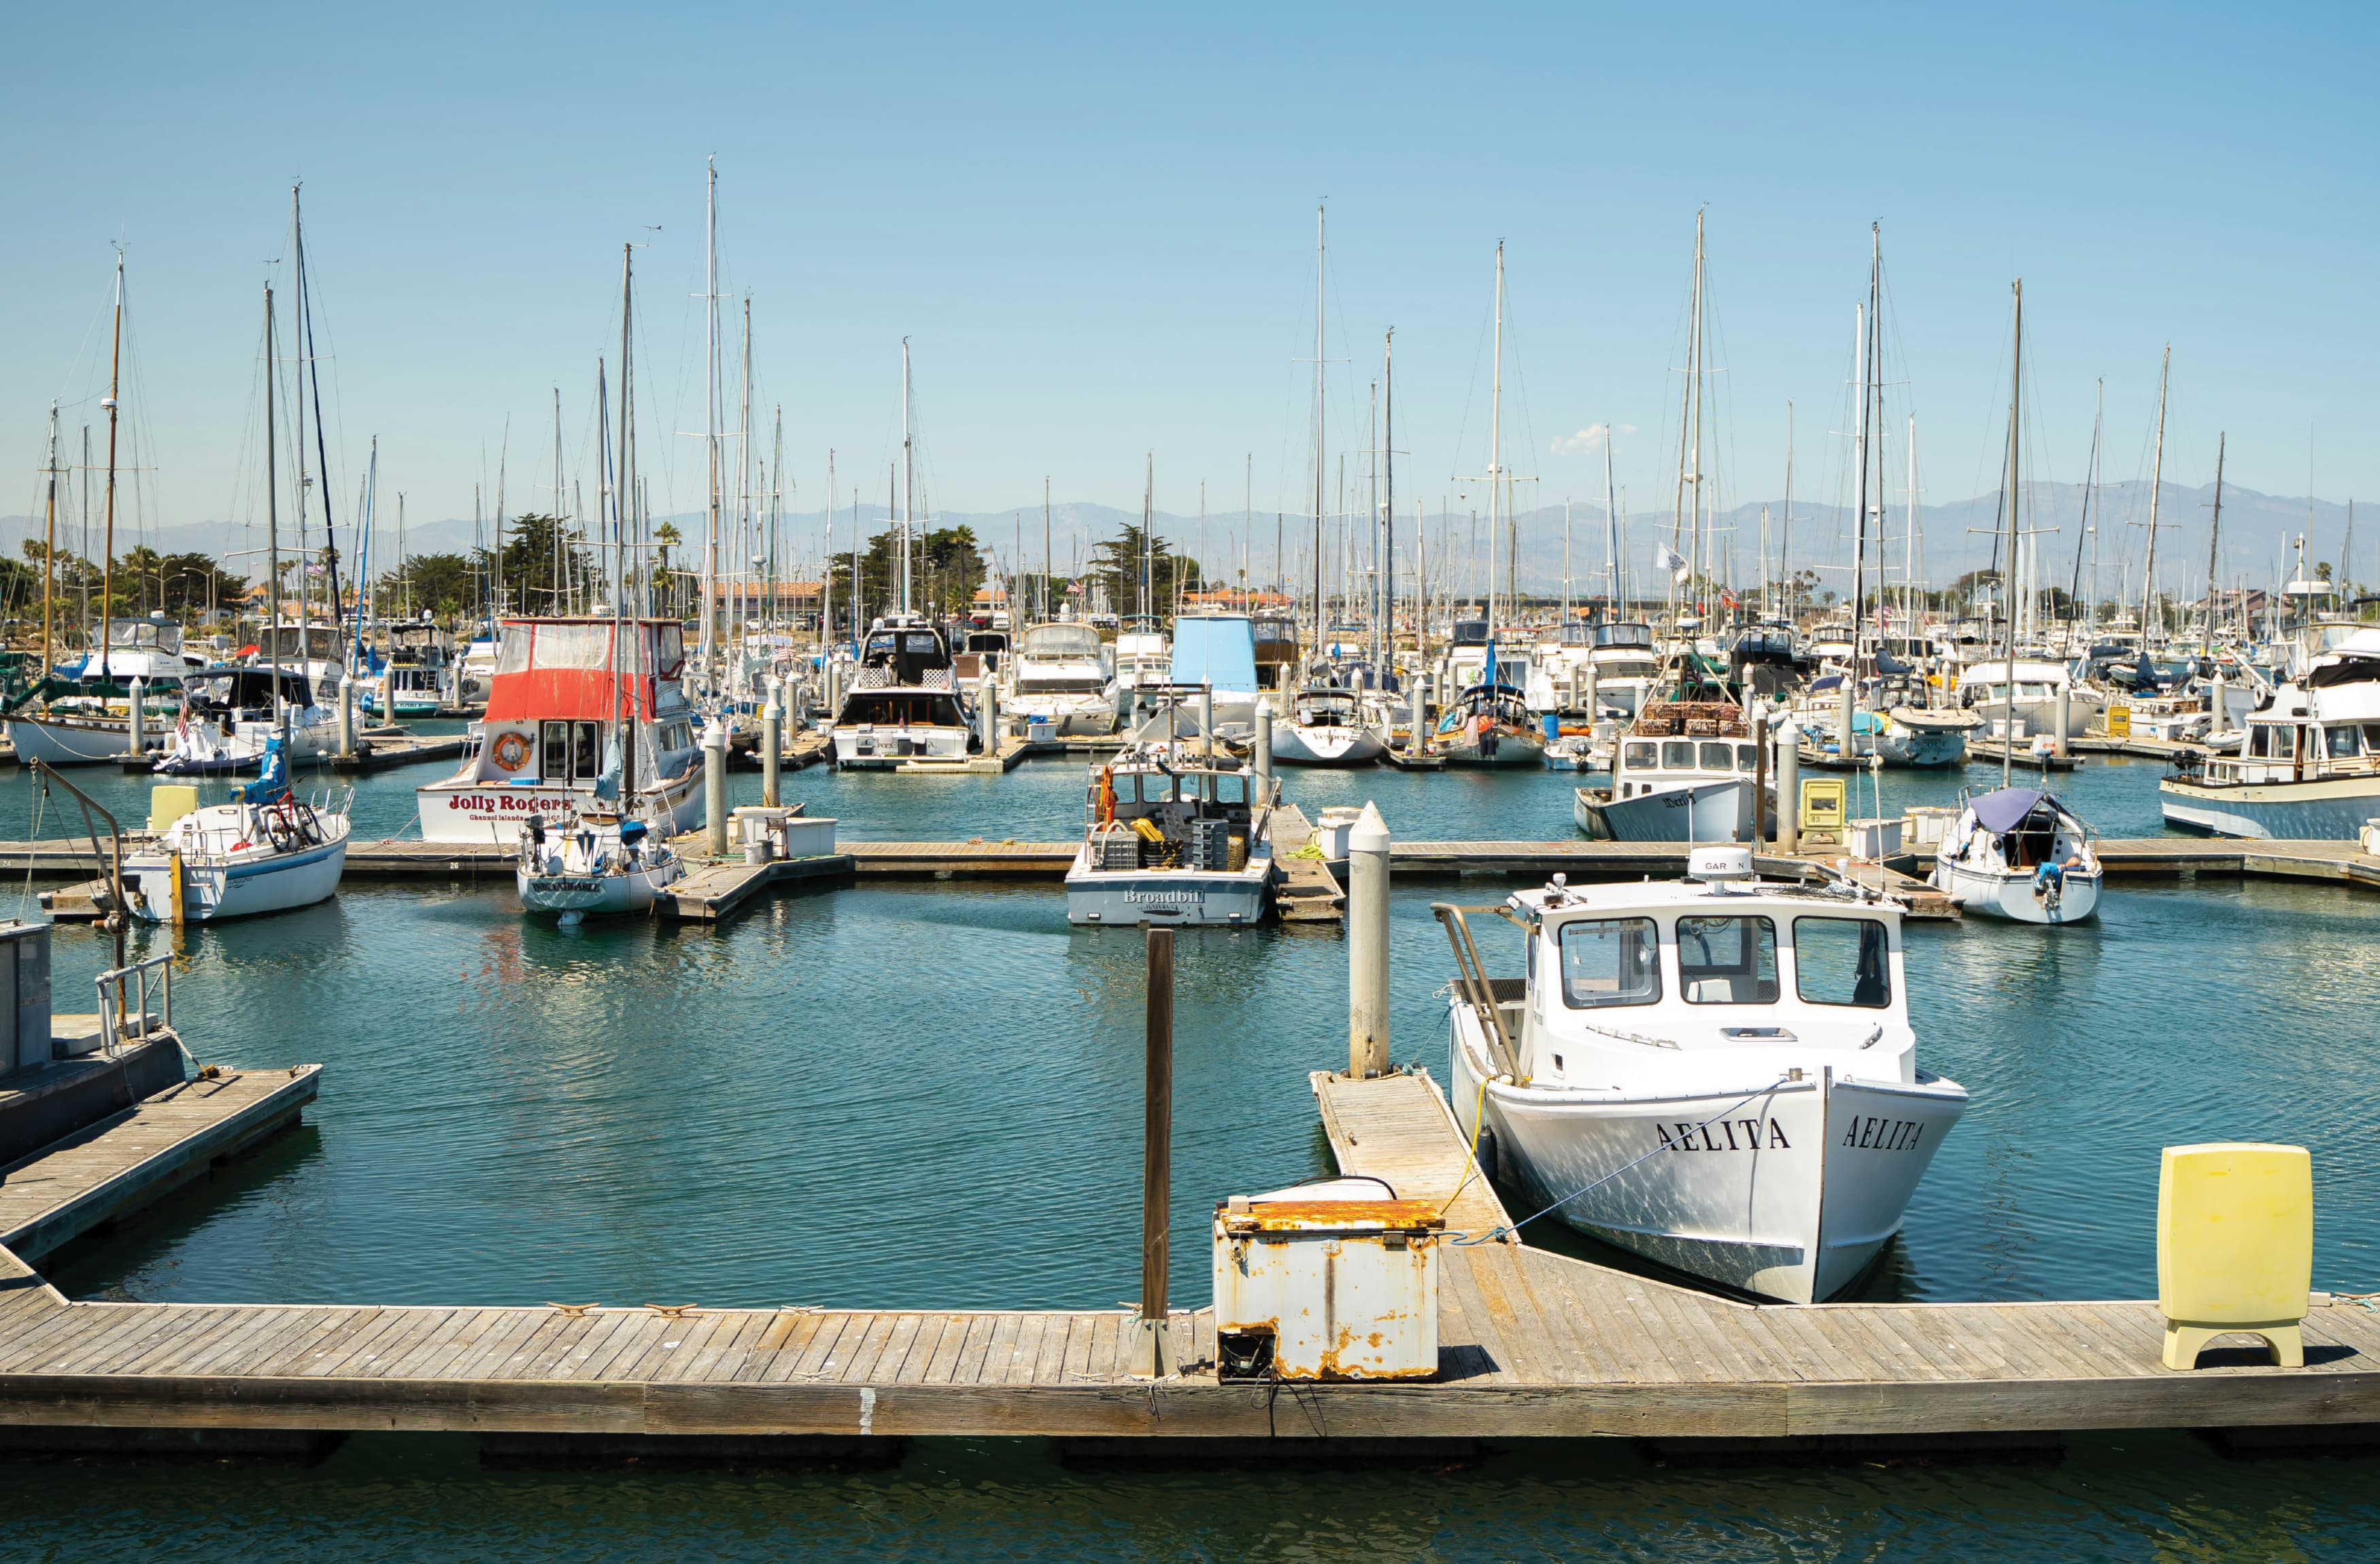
[1450,1008,1965,1304]
[125,831,348,923]
[7,715,151,765]
[517,858,684,915]
[1931,856,2103,923]
[1271,723,1386,766]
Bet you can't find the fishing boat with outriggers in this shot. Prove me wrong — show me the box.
[1438,845,1968,1303]
[1064,691,1275,927]
[122,739,352,923]
[415,617,702,844]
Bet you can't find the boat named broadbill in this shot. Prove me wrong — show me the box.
[417,617,702,845]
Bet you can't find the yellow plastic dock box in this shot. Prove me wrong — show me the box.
[2157,1142,2311,1370]
[1799,777,1845,832]
[148,785,199,834]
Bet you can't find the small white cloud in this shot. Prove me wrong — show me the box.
[1550,423,1636,456]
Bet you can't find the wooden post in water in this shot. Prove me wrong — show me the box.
[1132,927,1176,1377]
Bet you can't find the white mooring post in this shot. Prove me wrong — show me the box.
[762,675,783,809]
[2054,683,2072,759]
[703,719,728,857]
[1254,703,1274,804]
[1776,717,1801,856]
[1348,800,1391,1079]
[336,673,354,758]
[128,677,147,758]
[980,675,1000,757]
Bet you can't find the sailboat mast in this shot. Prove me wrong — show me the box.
[39,404,58,672]
[2001,279,2023,788]
[900,338,913,616]
[1380,328,1394,687]
[1686,215,1704,630]
[618,242,639,808]
[263,284,285,730]
[2140,345,2170,644]
[98,253,123,677]
[2069,384,2100,638]
[1310,201,1325,661]
[703,159,721,668]
[1780,402,1793,617]
[1489,242,1504,649]
[2204,432,2226,646]
[1603,428,1620,613]
[1905,413,1917,645]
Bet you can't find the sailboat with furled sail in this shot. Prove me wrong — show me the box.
[516,246,687,919]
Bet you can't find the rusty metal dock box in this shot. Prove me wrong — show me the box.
[1211,1177,1442,1381]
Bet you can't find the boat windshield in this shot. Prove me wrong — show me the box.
[1559,917,1661,1008]
[1792,917,1891,1007]
[1021,624,1102,659]
[1678,915,1780,1005]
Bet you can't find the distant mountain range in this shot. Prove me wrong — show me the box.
[1,482,2361,599]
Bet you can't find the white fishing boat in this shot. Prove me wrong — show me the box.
[1065,709,1274,928]
[1440,846,1968,1303]
[1931,787,2103,923]
[154,665,335,776]
[1575,701,1765,842]
[124,741,352,923]
[1004,621,1116,736]
[1272,685,1385,766]
[416,617,704,843]
[830,614,975,768]
[2160,628,2380,838]
[516,812,684,920]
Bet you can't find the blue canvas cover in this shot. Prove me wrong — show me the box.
[1970,787,2047,834]
[229,737,292,804]
[1170,616,1259,692]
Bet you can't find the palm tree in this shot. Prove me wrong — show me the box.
[653,522,682,618]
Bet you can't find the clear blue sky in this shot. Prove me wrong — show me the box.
[5,2,2373,573]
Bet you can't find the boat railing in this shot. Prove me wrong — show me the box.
[1431,902,1525,1080]
[95,953,172,1052]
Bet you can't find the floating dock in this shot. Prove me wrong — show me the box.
[0,1064,2370,1450]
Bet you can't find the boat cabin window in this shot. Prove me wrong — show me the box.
[1677,916,1780,1005]
[1699,741,1733,770]
[1559,917,1661,1009]
[1736,743,1758,772]
[1793,917,1891,1008]
[2248,726,2269,758]
[1662,741,1694,769]
[2326,726,2360,760]
[1624,741,1657,770]
[2364,724,2380,754]
[541,720,602,782]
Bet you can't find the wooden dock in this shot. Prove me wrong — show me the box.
[660,853,855,921]
[0,1062,2372,1447]
[0,1053,320,1261]
[1268,804,1346,923]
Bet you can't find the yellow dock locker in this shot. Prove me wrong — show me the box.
[2157,1142,2313,1370]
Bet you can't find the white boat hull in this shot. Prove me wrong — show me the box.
[2158,773,2380,840]
[125,833,348,923]
[1006,690,1115,736]
[1271,723,1386,766]
[833,724,972,769]
[7,715,154,765]
[1450,1009,1966,1303]
[1064,843,1274,927]
[1931,857,2103,923]
[1576,779,1756,843]
[418,768,702,845]
[517,860,683,915]
[1874,726,1969,768]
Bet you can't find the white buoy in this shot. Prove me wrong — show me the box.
[1348,801,1391,1079]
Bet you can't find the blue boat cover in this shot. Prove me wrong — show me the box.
[1170,616,1258,692]
[1970,786,2047,834]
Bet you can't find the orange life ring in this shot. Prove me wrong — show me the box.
[491,730,534,772]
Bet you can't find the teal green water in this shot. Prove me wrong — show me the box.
[4,748,2377,1559]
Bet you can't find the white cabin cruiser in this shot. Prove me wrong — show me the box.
[830,615,976,768]
[124,740,352,923]
[1272,685,1386,766]
[1957,658,2102,738]
[1439,847,1967,1303]
[1066,717,1274,928]
[516,811,684,920]
[2160,628,2380,838]
[1932,787,2102,923]
[1005,621,1117,736]
[154,665,335,776]
[417,617,702,844]
[1575,702,1766,843]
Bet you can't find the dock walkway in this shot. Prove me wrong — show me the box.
[0,1065,2373,1443]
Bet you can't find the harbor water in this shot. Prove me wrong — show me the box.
[6,749,2377,1559]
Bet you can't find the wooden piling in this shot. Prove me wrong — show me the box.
[1135,927,1175,1376]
